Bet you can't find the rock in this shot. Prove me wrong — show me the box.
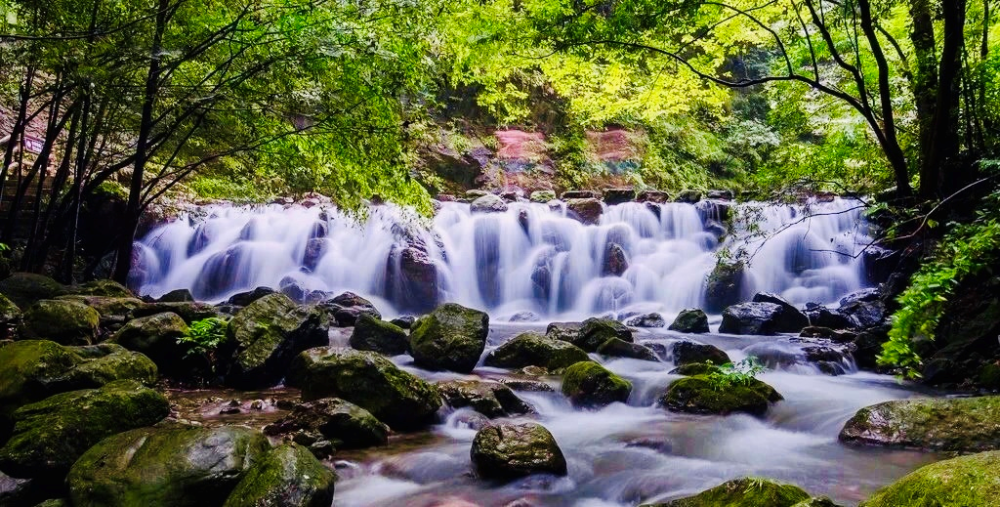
[503,379,554,392]
[839,288,880,307]
[544,322,582,343]
[561,362,632,408]
[707,189,734,200]
[157,289,194,303]
[636,190,670,203]
[0,380,169,479]
[484,332,590,371]
[839,396,1000,452]
[225,293,329,389]
[596,338,659,361]
[852,324,889,370]
[349,314,409,356]
[390,315,416,329]
[289,347,442,430]
[55,295,145,326]
[507,311,540,323]
[226,287,276,307]
[792,499,844,507]
[67,426,270,507]
[17,300,100,345]
[718,302,785,335]
[529,190,556,203]
[625,313,665,328]
[670,362,722,376]
[571,318,633,352]
[564,198,604,225]
[470,194,508,214]
[279,276,308,302]
[671,341,730,366]
[602,243,629,276]
[132,302,220,323]
[437,380,531,418]
[410,303,488,373]
[649,477,809,507]
[302,238,329,271]
[839,299,887,329]
[561,190,600,200]
[804,304,854,330]
[0,274,66,309]
[322,291,381,326]
[603,188,636,205]
[470,422,567,481]
[668,309,710,333]
[68,280,133,298]
[390,245,441,314]
[752,292,809,332]
[111,312,189,374]
[799,326,856,342]
[704,261,746,313]
[859,451,1000,507]
[264,397,388,449]
[661,375,782,416]
[222,443,335,507]
[65,343,159,390]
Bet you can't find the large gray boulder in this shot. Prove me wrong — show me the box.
[349,314,409,356]
[718,302,784,335]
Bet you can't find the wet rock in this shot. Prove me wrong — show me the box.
[484,332,590,370]
[674,190,702,204]
[437,380,531,418]
[624,438,673,454]
[132,301,220,323]
[718,302,784,335]
[668,309,710,333]
[602,243,629,277]
[545,321,582,343]
[707,189,734,200]
[67,426,270,507]
[799,326,856,342]
[529,190,556,203]
[157,288,194,303]
[55,295,144,327]
[322,291,381,326]
[394,246,440,314]
[349,314,409,356]
[672,341,730,366]
[288,347,442,430]
[111,312,189,374]
[502,380,555,392]
[410,303,488,373]
[561,362,632,408]
[0,273,66,309]
[704,261,746,313]
[264,397,388,449]
[603,188,636,205]
[227,287,276,307]
[390,315,416,329]
[470,422,567,481]
[801,345,851,375]
[596,338,659,362]
[625,312,665,328]
[669,362,722,376]
[839,299,887,329]
[18,300,100,345]
[222,443,335,507]
[792,498,844,507]
[279,276,308,302]
[0,380,169,480]
[572,318,633,352]
[224,293,329,389]
[803,303,853,330]
[507,311,540,323]
[565,198,604,225]
[859,451,1000,507]
[752,292,809,332]
[470,194,508,214]
[839,288,880,307]
[302,238,329,271]
[839,396,1000,452]
[661,375,782,416]
[636,190,670,204]
[649,477,809,507]
[0,295,19,333]
[561,190,601,200]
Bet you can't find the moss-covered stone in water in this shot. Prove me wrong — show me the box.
[645,478,810,507]
[484,332,590,370]
[34,499,70,507]
[132,302,220,323]
[573,318,633,352]
[661,376,782,416]
[67,279,134,298]
[349,314,409,356]
[669,363,723,376]
[56,295,145,324]
[264,397,389,449]
[561,361,632,408]
[437,379,532,418]
[222,443,335,507]
[409,303,488,373]
[0,380,170,479]
[470,422,567,481]
[596,337,659,361]
[67,426,271,507]
[860,451,1000,507]
[671,341,730,366]
[111,312,189,372]
[18,300,100,345]
[0,273,66,309]
[63,343,158,388]
[668,309,711,334]
[839,396,1000,452]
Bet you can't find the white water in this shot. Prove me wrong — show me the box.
[133,198,871,318]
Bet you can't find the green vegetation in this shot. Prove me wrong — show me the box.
[705,357,765,391]
[177,317,229,360]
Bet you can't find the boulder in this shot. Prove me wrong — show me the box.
[392,245,441,314]
[752,292,809,332]
[437,380,531,418]
[545,322,582,343]
[390,315,416,329]
[67,426,271,507]
[409,303,488,373]
[0,274,65,309]
[661,375,782,416]
[839,396,1000,452]
[718,302,784,335]
[0,294,19,330]
[17,300,100,345]
[603,188,636,205]
[226,287,276,307]
[157,289,194,303]
[671,341,730,366]
[349,314,409,356]
[571,318,633,352]
[561,362,632,408]
[483,332,590,371]
[596,338,659,362]
[66,343,159,390]
[839,299,887,329]
[704,261,746,313]
[529,190,556,203]
[561,190,600,200]
[507,311,540,322]
[565,198,604,225]
[803,304,854,330]
[54,296,145,326]
[470,194,508,214]
[792,499,843,507]
[470,422,567,481]
[132,302,219,323]
[799,326,856,342]
[668,309,710,333]
[289,347,442,430]
[111,312,189,374]
[636,190,670,203]
[859,451,1000,507]
[648,478,810,507]
[67,279,133,298]
[0,381,169,479]
[602,243,629,276]
[675,190,702,204]
[624,313,665,328]
[224,293,329,389]
[264,397,388,449]
[839,288,880,307]
[322,291,381,326]
[670,362,722,376]
[222,443,335,507]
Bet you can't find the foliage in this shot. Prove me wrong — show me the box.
[177,317,229,360]
[705,357,765,391]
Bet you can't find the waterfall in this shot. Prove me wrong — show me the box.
[132,197,873,319]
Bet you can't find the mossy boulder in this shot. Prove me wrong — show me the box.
[321,291,381,326]
[839,396,1000,452]
[18,300,100,345]
[410,303,488,373]
[0,380,169,479]
[483,332,590,370]
[671,341,730,366]
[55,295,145,326]
[752,292,810,332]
[67,280,133,298]
[158,289,194,303]
[859,451,1000,507]
[221,443,335,507]
[67,343,159,388]
[561,362,632,408]
[437,380,531,418]
[349,314,409,356]
[718,302,784,335]
[289,347,442,430]
[470,194,508,214]
[704,261,746,314]
[470,422,567,481]
[224,293,329,389]
[0,273,66,309]
[669,362,723,376]
[661,375,782,416]
[0,294,19,328]
[571,318,633,352]
[67,426,270,507]
[264,397,388,449]
[132,302,219,323]
[530,190,556,203]
[669,309,710,333]
[646,478,810,507]
[111,313,189,374]
[545,322,583,343]
[596,337,659,361]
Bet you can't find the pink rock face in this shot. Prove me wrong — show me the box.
[586,129,640,162]
[495,130,547,161]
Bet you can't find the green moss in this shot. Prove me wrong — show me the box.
[349,314,409,356]
[648,478,810,507]
[669,309,711,334]
[17,300,100,345]
[470,422,567,481]
[561,361,632,408]
[0,293,19,325]
[670,362,724,376]
[574,318,633,351]
[596,337,659,361]
[860,451,1000,507]
[437,379,531,418]
[484,332,590,370]
[93,181,128,201]
[661,375,782,416]
[111,313,189,369]
[222,444,335,507]
[0,273,66,309]
[265,397,389,449]
[67,279,133,298]
[55,295,145,321]
[409,303,489,373]
[64,343,158,387]
[839,396,1000,452]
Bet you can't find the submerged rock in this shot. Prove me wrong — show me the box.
[661,375,782,416]
[859,451,1000,507]
[410,303,488,373]
[625,312,665,328]
[0,273,66,309]
[482,332,577,373]
[668,309,710,333]
[437,380,531,418]
[718,302,784,335]
[349,314,409,356]
[602,243,629,276]
[18,300,100,345]
[222,443,335,507]
[704,261,745,314]
[571,318,633,352]
[470,422,567,481]
[671,341,730,366]
[596,338,659,362]
[322,291,381,327]
[561,362,632,408]
[839,396,1000,452]
[648,477,810,507]
[264,397,388,449]
[752,292,809,332]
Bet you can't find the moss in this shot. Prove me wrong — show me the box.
[111,313,189,369]
[669,309,711,334]
[64,344,158,388]
[437,379,531,418]
[596,337,659,361]
[670,362,723,376]
[0,273,66,309]
[222,444,335,507]
[484,332,590,370]
[67,279,133,298]
[0,340,81,436]
[792,498,843,507]
[265,397,389,449]
[55,295,145,321]
[470,422,567,481]
[409,303,488,373]
[0,294,19,325]
[661,376,782,416]
[349,314,409,356]
[977,363,1000,391]
[561,361,632,408]
[839,396,1000,452]
[648,478,810,507]
[17,300,100,345]
[860,451,1000,507]
[574,318,633,351]
[92,181,128,201]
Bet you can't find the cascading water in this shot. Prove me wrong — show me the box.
[132,197,873,319]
